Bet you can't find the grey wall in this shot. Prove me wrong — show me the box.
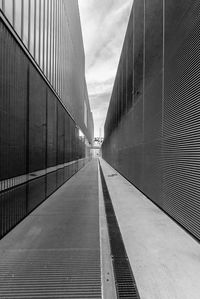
[102,0,200,240]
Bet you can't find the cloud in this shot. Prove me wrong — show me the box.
[78,0,133,136]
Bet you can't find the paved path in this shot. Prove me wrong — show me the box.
[0,159,101,299]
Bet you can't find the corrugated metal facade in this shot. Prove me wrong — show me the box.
[0,1,93,238]
[0,0,93,141]
[102,0,200,240]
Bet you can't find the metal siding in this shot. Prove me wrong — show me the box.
[29,64,46,172]
[64,112,70,163]
[0,184,26,238]
[57,102,65,165]
[143,0,163,205]
[103,0,200,241]
[46,89,57,197]
[28,176,46,213]
[0,14,90,239]
[0,22,27,180]
[46,171,57,197]
[56,102,65,187]
[133,0,144,104]
[47,90,57,168]
[162,0,200,238]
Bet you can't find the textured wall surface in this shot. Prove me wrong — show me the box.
[102,0,200,240]
[0,0,93,142]
[0,1,92,238]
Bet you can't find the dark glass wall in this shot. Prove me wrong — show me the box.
[0,19,89,239]
[102,0,200,240]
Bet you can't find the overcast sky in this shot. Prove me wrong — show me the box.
[78,0,133,137]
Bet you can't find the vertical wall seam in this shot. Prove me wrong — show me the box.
[25,63,30,214]
[142,0,146,187]
[161,0,165,203]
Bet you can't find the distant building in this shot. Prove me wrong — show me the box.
[0,0,94,238]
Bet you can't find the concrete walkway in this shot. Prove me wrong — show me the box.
[100,158,200,299]
[0,160,101,298]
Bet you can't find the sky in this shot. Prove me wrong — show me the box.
[78,0,133,137]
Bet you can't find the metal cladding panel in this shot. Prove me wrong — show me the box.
[144,75,162,142]
[57,168,64,188]
[103,0,200,241]
[70,118,74,162]
[46,171,57,198]
[71,120,76,161]
[57,102,65,165]
[143,140,162,206]
[60,0,93,143]
[0,22,27,180]
[0,184,26,238]
[104,10,134,139]
[162,0,200,239]
[47,90,57,168]
[28,176,46,213]
[29,65,46,172]
[130,99,144,190]
[144,0,163,83]
[0,0,94,143]
[133,0,144,104]
[0,16,90,239]
[64,113,70,163]
[143,0,163,204]
[164,0,195,60]
[126,13,133,111]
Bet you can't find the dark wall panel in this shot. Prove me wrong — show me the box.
[29,65,46,172]
[64,113,70,163]
[0,184,26,238]
[46,172,57,197]
[0,23,27,180]
[57,169,64,188]
[47,91,57,168]
[70,119,76,161]
[57,102,65,165]
[28,176,46,213]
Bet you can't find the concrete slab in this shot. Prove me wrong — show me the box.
[99,158,200,299]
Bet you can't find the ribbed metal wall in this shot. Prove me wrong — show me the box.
[0,19,90,239]
[0,0,94,143]
[102,0,200,240]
